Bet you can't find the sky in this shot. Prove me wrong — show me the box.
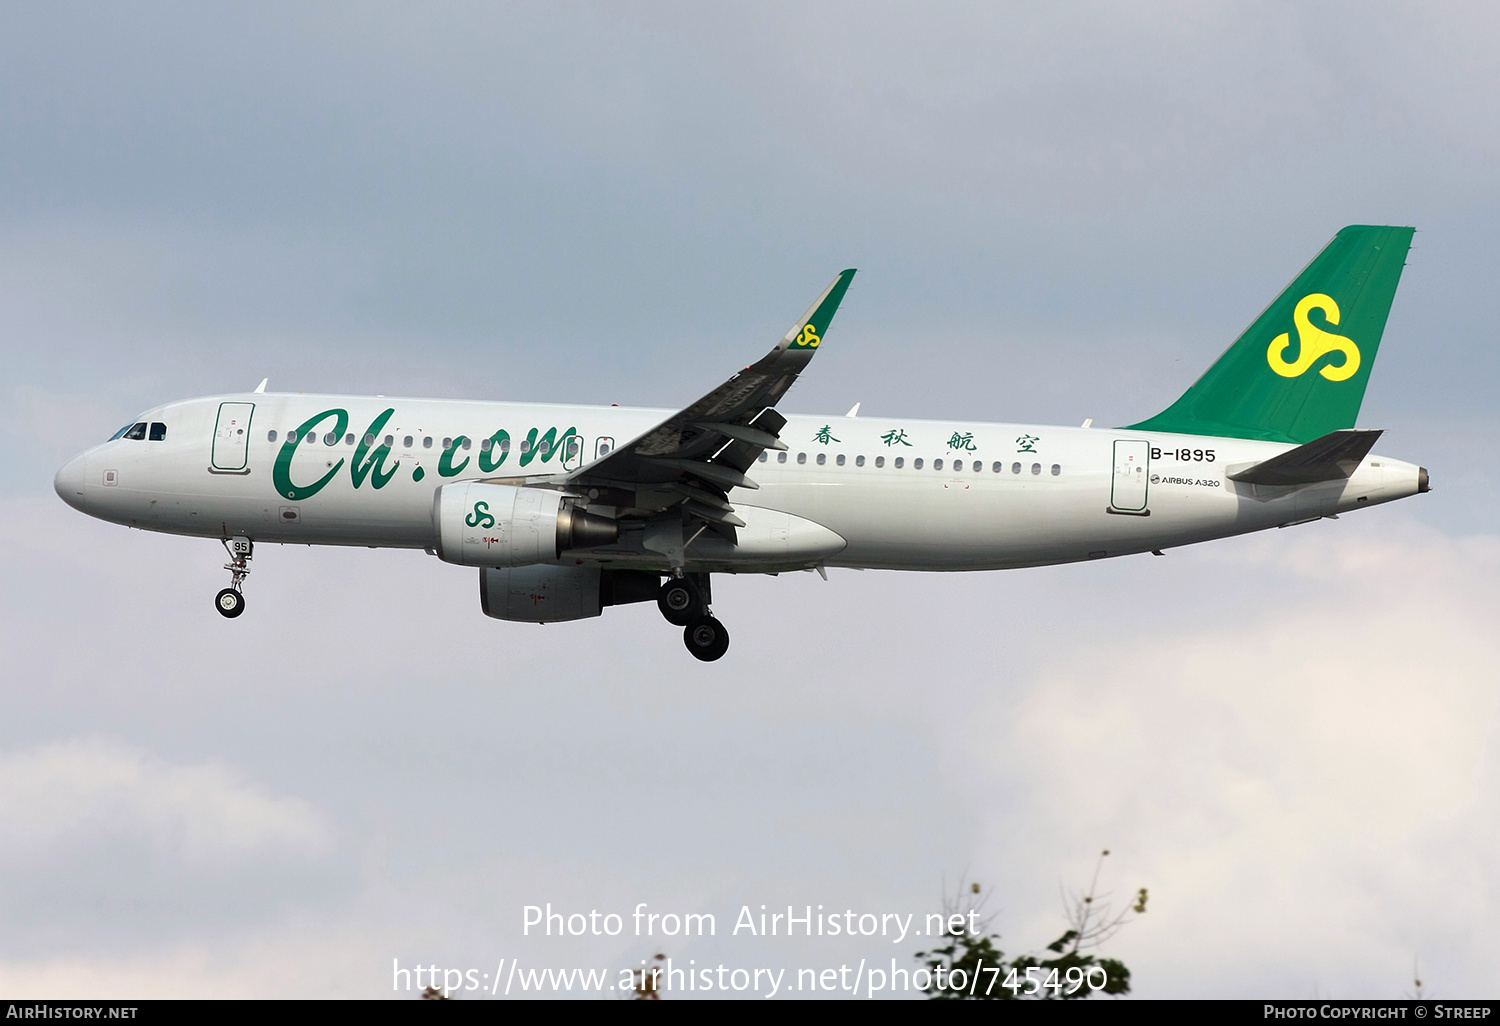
[1,0,1496,999]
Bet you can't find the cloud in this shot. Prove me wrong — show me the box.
[0,736,333,866]
[6,489,1496,997]
[0,735,338,954]
[955,525,1500,997]
[1,1,1497,999]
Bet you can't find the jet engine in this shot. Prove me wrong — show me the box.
[480,565,659,623]
[433,481,618,567]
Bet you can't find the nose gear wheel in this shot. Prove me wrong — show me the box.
[216,536,253,618]
[215,588,245,618]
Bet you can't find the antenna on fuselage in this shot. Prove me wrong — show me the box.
[253,378,268,394]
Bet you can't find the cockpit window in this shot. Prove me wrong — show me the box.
[122,422,148,441]
[149,422,167,441]
[109,424,134,441]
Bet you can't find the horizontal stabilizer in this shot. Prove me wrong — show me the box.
[1228,429,1382,486]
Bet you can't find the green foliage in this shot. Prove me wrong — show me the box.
[915,853,1147,1000]
[916,927,1131,1000]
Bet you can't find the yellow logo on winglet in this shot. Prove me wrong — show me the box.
[793,323,821,349]
[1267,293,1361,381]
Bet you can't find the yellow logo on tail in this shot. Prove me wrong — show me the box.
[1267,293,1361,381]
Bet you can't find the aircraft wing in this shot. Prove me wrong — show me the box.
[559,269,856,534]
[1227,428,1383,486]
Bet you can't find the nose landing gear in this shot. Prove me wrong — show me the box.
[216,536,252,619]
[658,573,728,661]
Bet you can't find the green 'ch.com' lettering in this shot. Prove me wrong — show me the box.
[479,430,510,473]
[518,426,578,467]
[439,434,471,477]
[350,409,401,489]
[274,409,577,499]
[274,408,349,500]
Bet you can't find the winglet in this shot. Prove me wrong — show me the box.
[783,269,857,351]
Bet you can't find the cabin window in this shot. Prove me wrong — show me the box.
[123,422,148,441]
[836,454,846,466]
[385,435,394,446]
[1051,464,1061,476]
[345,434,355,445]
[267,430,278,443]
[992,461,1001,473]
[914,458,924,469]
[148,423,167,441]
[423,437,433,449]
[520,439,530,453]
[304,432,316,444]
[816,453,826,465]
[323,432,337,445]
[1031,463,1041,475]
[874,456,884,468]
[894,457,904,469]
[933,458,943,471]
[481,438,492,452]
[539,441,551,456]
[462,438,472,450]
[952,460,962,472]
[1012,462,1022,474]
[758,451,767,462]
[500,438,510,452]
[797,452,807,464]
[856,455,865,467]
[442,437,453,450]
[404,435,414,448]
[777,452,787,463]
[364,434,376,446]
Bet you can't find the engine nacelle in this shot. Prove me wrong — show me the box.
[433,481,618,567]
[479,566,659,623]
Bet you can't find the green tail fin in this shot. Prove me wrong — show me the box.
[1128,225,1414,443]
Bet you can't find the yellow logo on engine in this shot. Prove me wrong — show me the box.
[1267,293,1361,381]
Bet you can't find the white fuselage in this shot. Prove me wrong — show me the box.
[54,392,1426,573]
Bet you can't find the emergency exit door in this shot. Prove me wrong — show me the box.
[1110,439,1150,512]
[211,402,255,472]
[562,432,584,471]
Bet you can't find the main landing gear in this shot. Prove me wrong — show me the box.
[658,573,729,662]
[216,536,252,619]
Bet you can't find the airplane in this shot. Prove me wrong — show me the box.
[55,225,1427,661]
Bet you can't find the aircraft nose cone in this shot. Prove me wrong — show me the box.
[54,454,88,511]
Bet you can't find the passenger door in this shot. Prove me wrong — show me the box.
[211,402,255,472]
[1110,439,1150,513]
